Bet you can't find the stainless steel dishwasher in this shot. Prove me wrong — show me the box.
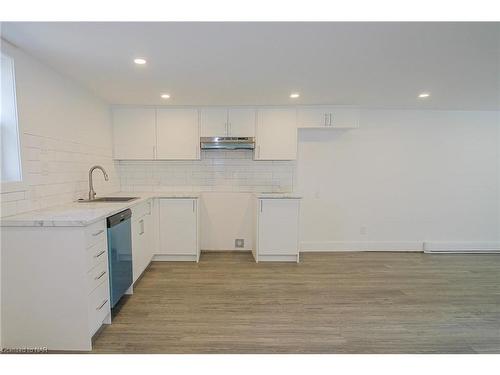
[107,209,133,308]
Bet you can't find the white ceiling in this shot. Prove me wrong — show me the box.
[2,22,499,109]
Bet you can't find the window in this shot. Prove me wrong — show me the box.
[1,52,22,185]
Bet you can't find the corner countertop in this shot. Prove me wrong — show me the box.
[0,191,200,228]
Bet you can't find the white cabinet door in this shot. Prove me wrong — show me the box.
[132,210,153,283]
[297,106,360,129]
[141,213,153,268]
[330,107,360,128]
[159,199,198,257]
[258,199,300,256]
[255,108,297,160]
[156,108,200,160]
[112,108,156,159]
[132,217,144,283]
[297,106,331,128]
[200,108,228,137]
[227,108,256,137]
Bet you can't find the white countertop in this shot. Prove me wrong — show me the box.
[0,191,200,228]
[0,191,301,227]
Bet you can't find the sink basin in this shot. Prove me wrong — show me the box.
[78,197,139,203]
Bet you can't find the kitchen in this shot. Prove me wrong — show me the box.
[0,20,499,360]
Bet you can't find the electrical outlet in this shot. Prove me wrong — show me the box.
[235,239,244,248]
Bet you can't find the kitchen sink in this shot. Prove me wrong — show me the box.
[78,197,139,203]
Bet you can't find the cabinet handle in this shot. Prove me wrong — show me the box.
[94,250,106,258]
[324,113,328,126]
[96,299,108,310]
[95,271,107,280]
[139,219,144,235]
[92,230,104,237]
[329,113,333,126]
[260,200,263,212]
[228,122,231,136]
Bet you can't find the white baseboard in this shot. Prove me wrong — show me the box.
[257,254,299,263]
[424,241,500,253]
[201,249,250,252]
[300,241,423,252]
[152,254,198,262]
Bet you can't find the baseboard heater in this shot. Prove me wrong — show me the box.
[423,242,500,254]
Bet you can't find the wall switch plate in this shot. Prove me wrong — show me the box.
[235,239,244,248]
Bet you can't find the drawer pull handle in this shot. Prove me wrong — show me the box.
[95,271,107,280]
[96,299,108,310]
[94,250,106,258]
[92,230,104,236]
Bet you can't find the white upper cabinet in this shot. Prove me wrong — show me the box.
[201,107,255,137]
[156,108,200,160]
[112,105,358,161]
[200,108,228,137]
[227,108,256,137]
[254,108,297,160]
[112,108,156,159]
[297,106,360,129]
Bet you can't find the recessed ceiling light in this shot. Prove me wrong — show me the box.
[290,93,300,99]
[133,58,147,65]
[160,94,170,99]
[418,92,430,98]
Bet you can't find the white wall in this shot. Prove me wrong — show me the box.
[298,109,500,251]
[200,192,255,251]
[0,41,119,217]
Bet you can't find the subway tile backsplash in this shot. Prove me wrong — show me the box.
[119,150,296,193]
[1,147,295,218]
[0,132,119,217]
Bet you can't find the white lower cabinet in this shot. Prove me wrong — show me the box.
[157,198,200,262]
[88,281,111,337]
[131,199,154,283]
[254,198,301,262]
[1,220,111,351]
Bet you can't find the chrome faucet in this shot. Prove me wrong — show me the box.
[88,165,109,200]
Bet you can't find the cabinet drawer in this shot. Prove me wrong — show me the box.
[88,281,110,336]
[131,200,151,220]
[86,240,108,271]
[85,220,106,248]
[87,257,109,294]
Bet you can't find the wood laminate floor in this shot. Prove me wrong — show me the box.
[92,251,500,353]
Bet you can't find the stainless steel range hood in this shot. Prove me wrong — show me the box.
[200,137,255,150]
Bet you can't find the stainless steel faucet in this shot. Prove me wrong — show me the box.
[88,165,109,200]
